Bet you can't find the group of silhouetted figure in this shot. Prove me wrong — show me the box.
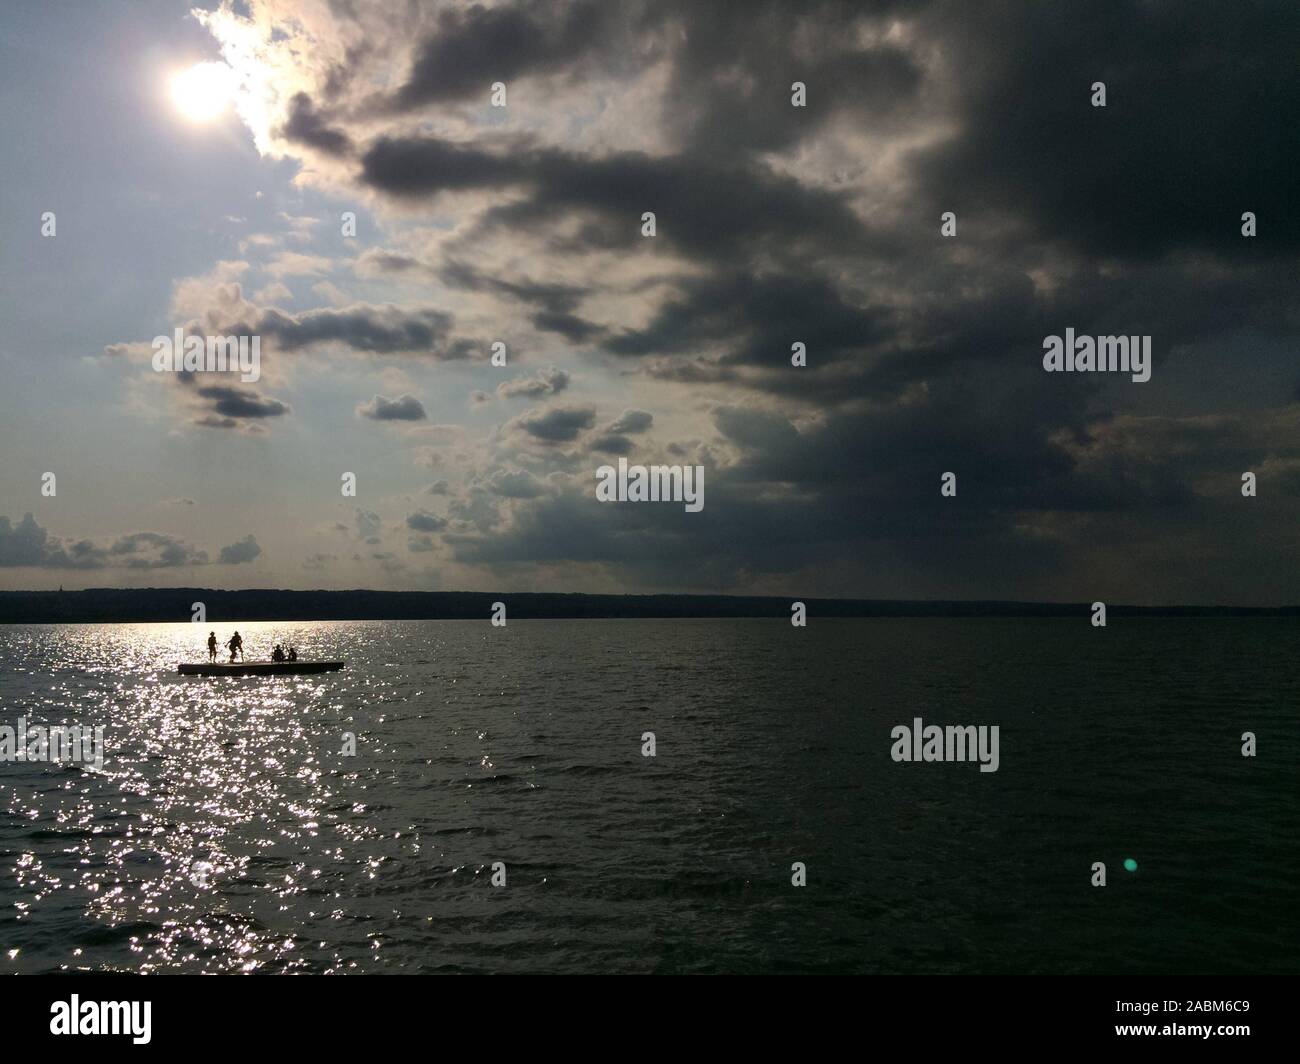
[206,631,296,664]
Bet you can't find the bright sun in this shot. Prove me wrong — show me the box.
[170,62,236,123]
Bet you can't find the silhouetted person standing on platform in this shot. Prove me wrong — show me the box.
[227,631,243,662]
[207,632,218,662]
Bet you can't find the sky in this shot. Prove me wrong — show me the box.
[1,0,1298,603]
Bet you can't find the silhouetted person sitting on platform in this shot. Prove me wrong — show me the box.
[272,644,286,663]
[287,646,298,661]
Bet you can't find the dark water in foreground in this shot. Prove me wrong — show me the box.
[0,618,1296,974]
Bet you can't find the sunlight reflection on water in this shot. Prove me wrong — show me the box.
[1,622,425,973]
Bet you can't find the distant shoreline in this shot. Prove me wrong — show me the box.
[1,588,1298,624]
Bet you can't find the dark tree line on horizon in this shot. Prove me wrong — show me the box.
[0,588,1296,624]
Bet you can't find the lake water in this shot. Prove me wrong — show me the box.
[0,618,1296,973]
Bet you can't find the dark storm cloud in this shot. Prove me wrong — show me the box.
[494,147,880,263]
[607,409,653,434]
[443,480,918,590]
[359,136,874,263]
[443,388,1225,595]
[196,386,290,420]
[358,393,428,420]
[406,511,448,532]
[709,400,1102,515]
[280,92,354,157]
[589,433,633,455]
[0,514,73,567]
[605,270,890,367]
[530,309,605,343]
[218,535,262,565]
[909,0,1300,257]
[108,531,209,569]
[0,514,209,569]
[653,0,926,155]
[587,409,653,455]
[508,404,597,444]
[359,137,521,197]
[235,304,458,356]
[379,1,923,154]
[382,0,618,112]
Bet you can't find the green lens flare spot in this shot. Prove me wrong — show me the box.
[1123,858,1138,873]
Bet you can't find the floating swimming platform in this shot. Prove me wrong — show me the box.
[177,661,344,676]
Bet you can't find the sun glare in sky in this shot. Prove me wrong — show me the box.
[170,61,236,123]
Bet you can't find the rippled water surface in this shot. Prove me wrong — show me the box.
[1,618,1297,973]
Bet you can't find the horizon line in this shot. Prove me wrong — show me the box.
[2,587,1299,620]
